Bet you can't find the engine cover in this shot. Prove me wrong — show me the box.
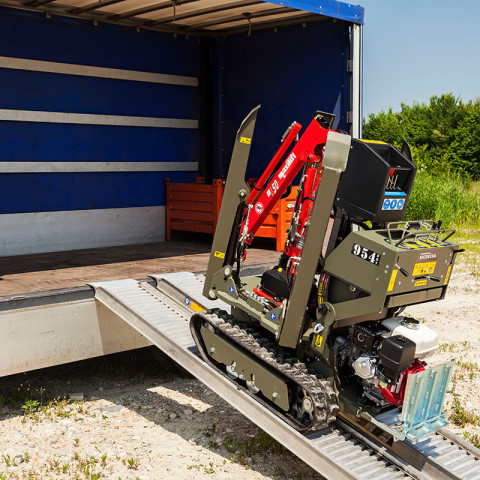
[382,316,439,358]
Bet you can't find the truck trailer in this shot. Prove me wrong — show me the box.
[1,1,479,478]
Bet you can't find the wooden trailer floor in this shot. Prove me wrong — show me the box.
[0,236,280,297]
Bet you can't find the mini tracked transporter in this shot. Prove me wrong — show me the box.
[190,106,461,441]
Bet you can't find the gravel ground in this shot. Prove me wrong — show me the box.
[0,232,479,480]
[0,354,323,480]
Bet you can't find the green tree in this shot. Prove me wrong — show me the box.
[363,93,480,179]
[363,108,403,147]
[450,100,480,178]
[401,94,465,151]
[399,100,431,147]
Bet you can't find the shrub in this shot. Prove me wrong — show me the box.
[405,171,480,226]
[363,94,480,180]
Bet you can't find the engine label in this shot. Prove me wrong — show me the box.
[351,243,381,266]
[419,251,437,260]
[412,261,436,276]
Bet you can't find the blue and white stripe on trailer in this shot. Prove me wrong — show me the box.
[0,170,197,215]
[0,123,198,164]
[0,7,201,216]
[0,68,199,120]
[0,7,200,76]
[0,56,198,87]
[0,110,198,130]
[0,162,198,174]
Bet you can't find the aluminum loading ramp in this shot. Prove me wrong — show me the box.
[90,273,480,480]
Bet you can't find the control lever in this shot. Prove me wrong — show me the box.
[395,264,409,277]
[416,275,441,282]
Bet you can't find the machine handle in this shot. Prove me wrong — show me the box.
[415,275,441,283]
[395,264,409,277]
[385,220,456,247]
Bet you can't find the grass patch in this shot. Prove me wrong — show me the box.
[463,431,480,448]
[456,359,479,372]
[223,428,285,466]
[405,171,480,226]
[451,398,480,427]
[122,457,139,470]
[0,382,50,411]
[451,230,480,281]
[470,180,480,195]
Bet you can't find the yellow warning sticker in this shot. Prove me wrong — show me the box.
[387,269,398,292]
[359,139,387,144]
[444,265,452,285]
[190,300,205,312]
[412,261,436,276]
[315,335,323,347]
[317,281,326,305]
[240,136,251,144]
[415,279,427,287]
[214,251,225,259]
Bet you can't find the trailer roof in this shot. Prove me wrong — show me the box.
[1,0,364,35]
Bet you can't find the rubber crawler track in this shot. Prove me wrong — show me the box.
[190,308,339,433]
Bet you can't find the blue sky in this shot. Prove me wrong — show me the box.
[360,0,480,117]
